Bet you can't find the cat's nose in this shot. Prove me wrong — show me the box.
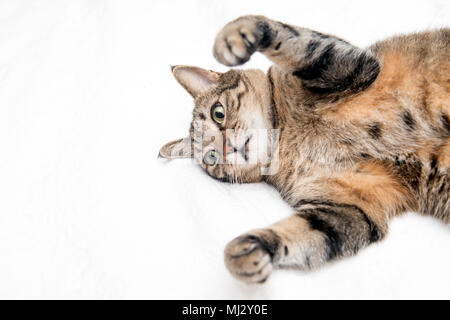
[225,137,238,154]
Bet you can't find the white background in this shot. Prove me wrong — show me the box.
[0,0,449,299]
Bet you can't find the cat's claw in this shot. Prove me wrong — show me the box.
[213,17,263,66]
[224,234,273,284]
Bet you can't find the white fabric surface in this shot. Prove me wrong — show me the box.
[0,0,448,299]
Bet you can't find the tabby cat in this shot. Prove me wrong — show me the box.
[159,15,449,283]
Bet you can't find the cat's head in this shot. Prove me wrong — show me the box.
[159,66,277,183]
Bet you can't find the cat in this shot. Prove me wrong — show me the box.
[159,15,449,283]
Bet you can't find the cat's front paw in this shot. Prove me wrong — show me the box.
[224,233,275,284]
[213,16,273,66]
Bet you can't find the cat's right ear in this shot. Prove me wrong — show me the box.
[171,65,221,98]
[158,137,192,160]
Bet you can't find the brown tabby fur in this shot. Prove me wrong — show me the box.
[159,15,449,283]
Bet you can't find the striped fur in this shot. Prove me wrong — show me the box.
[160,15,449,283]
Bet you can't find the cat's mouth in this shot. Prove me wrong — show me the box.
[239,136,251,161]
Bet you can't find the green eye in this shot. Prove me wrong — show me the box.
[204,150,219,166]
[211,103,225,124]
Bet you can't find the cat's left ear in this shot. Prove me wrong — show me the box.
[171,65,221,98]
[158,137,192,159]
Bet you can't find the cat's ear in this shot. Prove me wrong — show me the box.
[171,65,221,98]
[158,137,192,159]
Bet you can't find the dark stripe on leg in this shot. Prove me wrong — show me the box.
[295,199,383,243]
[278,22,300,37]
[341,52,380,92]
[312,31,330,39]
[300,211,342,260]
[305,40,321,59]
[293,44,379,94]
[293,43,335,81]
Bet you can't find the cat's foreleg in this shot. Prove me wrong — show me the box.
[213,15,380,93]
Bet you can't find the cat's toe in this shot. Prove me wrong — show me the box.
[224,234,273,284]
[213,18,261,66]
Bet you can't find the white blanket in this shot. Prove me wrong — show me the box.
[0,0,448,299]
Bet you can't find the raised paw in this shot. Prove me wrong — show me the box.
[213,16,272,66]
[224,232,276,284]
